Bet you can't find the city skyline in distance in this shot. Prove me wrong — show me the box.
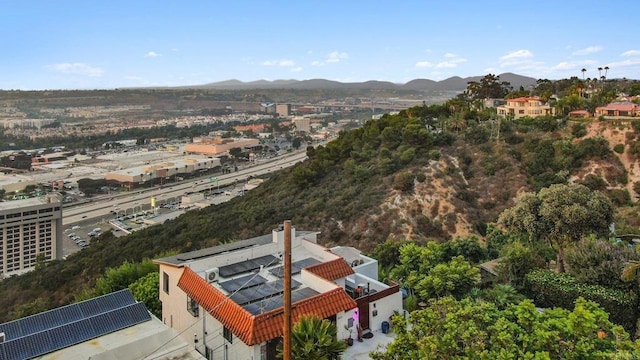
[2,0,639,90]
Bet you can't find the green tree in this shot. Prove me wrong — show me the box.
[498,184,614,272]
[390,242,443,282]
[292,137,302,149]
[495,242,547,289]
[411,256,480,300]
[277,315,346,360]
[129,272,161,318]
[371,297,640,360]
[566,237,640,290]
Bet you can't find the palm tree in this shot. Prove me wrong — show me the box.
[278,315,347,360]
[604,66,610,79]
[581,68,586,80]
[598,67,603,78]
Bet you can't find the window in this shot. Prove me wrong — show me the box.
[163,272,169,294]
[260,343,267,360]
[223,326,233,343]
[187,297,199,317]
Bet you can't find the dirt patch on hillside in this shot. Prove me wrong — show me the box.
[583,121,639,198]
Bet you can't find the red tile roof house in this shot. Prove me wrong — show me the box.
[568,110,591,118]
[595,101,640,118]
[496,96,554,119]
[153,225,402,360]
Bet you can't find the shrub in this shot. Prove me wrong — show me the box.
[607,188,632,206]
[524,269,638,332]
[393,172,414,192]
[578,174,607,191]
[571,123,588,138]
[613,143,625,154]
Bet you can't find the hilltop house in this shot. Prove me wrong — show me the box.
[153,225,402,360]
[497,96,554,119]
[595,101,640,118]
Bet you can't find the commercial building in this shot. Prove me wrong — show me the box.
[496,96,553,119]
[293,117,311,133]
[185,138,260,156]
[276,104,291,117]
[105,157,221,188]
[0,195,63,277]
[153,225,402,360]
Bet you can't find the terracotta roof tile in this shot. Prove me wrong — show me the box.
[305,258,355,281]
[509,96,542,102]
[178,267,357,345]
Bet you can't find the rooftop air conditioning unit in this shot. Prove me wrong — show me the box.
[205,268,219,283]
[0,332,5,343]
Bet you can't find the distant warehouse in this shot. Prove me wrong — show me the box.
[105,157,221,188]
[185,137,260,156]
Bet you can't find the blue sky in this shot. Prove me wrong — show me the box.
[2,0,639,90]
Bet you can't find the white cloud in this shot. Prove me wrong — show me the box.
[444,52,456,58]
[312,51,349,66]
[500,50,533,62]
[291,67,303,73]
[572,46,602,56]
[46,63,104,77]
[415,61,433,68]
[435,57,467,69]
[552,59,597,70]
[326,51,349,63]
[605,58,640,69]
[621,50,640,57]
[261,59,295,67]
[498,50,538,69]
[146,51,161,57]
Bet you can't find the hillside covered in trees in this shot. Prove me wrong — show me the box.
[2,90,640,355]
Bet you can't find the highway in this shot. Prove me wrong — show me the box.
[63,150,308,225]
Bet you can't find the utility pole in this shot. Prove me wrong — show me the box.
[283,220,292,360]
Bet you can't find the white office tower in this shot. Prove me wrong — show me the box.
[0,194,63,277]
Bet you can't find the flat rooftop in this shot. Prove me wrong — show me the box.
[0,197,57,211]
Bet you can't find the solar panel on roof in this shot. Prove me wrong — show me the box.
[244,287,320,315]
[230,279,300,305]
[268,257,321,278]
[218,254,279,277]
[0,290,150,360]
[219,274,268,293]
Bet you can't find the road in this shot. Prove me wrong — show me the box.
[63,150,308,225]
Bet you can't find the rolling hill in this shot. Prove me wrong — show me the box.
[190,73,537,92]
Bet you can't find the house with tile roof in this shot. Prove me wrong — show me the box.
[153,225,402,360]
[497,96,554,119]
[595,101,640,118]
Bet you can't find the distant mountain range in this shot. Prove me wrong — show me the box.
[190,73,537,92]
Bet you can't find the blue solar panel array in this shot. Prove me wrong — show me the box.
[0,289,151,360]
[230,279,301,305]
[244,287,320,315]
[218,254,280,277]
[269,257,321,278]
[219,274,268,293]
